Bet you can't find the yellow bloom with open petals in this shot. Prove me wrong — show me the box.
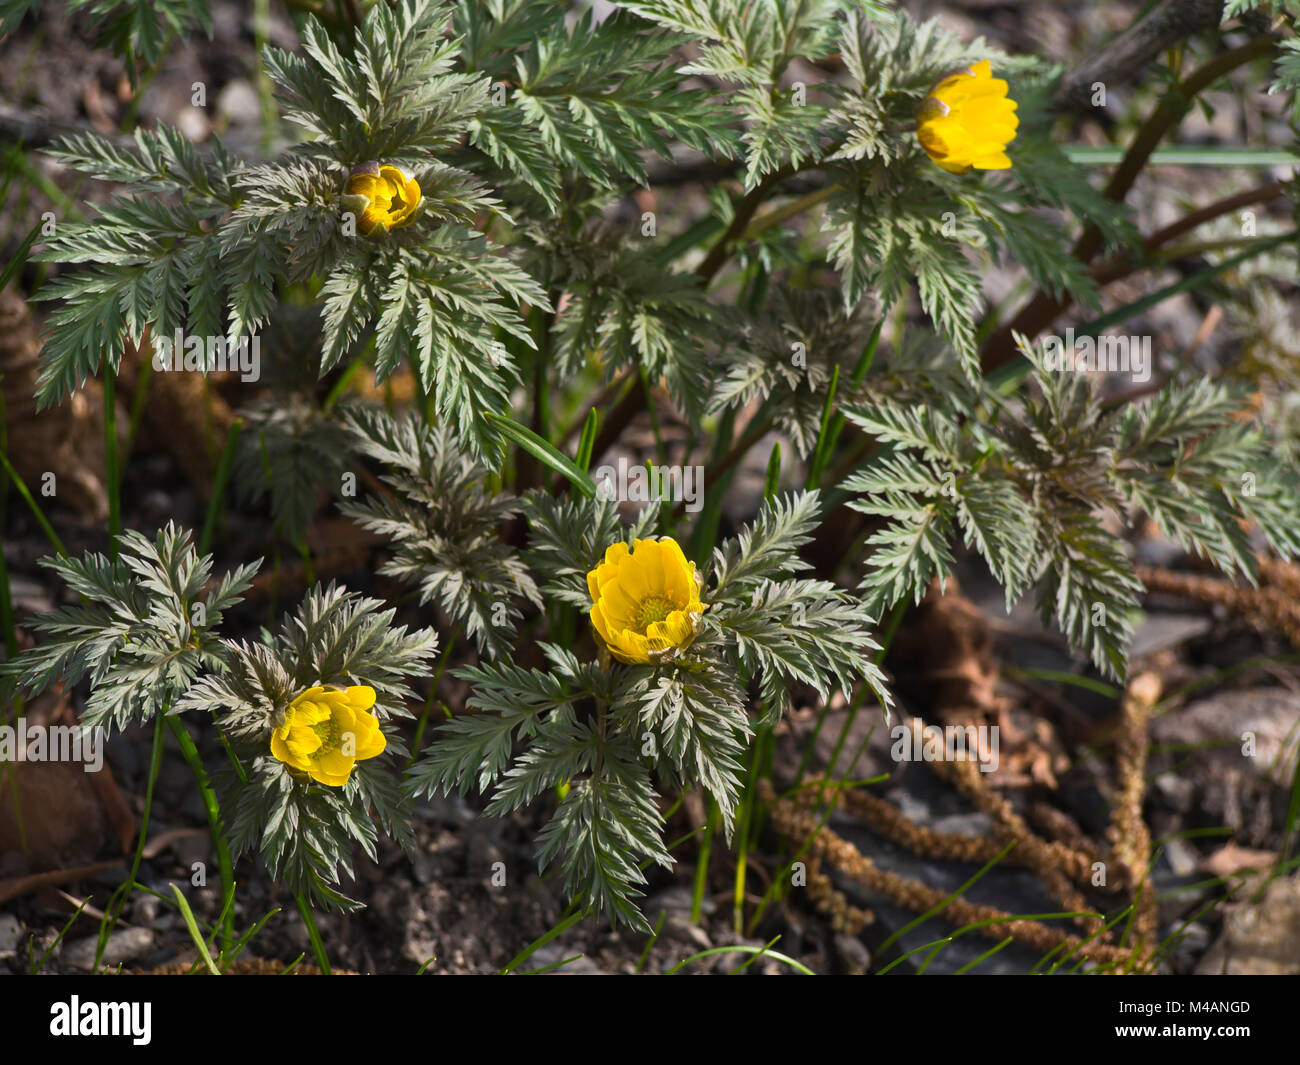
[341,162,422,238]
[916,60,1018,174]
[270,685,386,786]
[587,537,707,665]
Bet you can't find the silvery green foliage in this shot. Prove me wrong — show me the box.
[176,583,440,909]
[8,513,439,907]
[490,1,1137,448]
[407,490,891,931]
[234,395,353,543]
[339,404,541,658]
[619,0,841,188]
[0,0,214,68]
[18,0,1300,932]
[455,0,737,208]
[7,524,258,733]
[817,9,1131,379]
[843,348,1300,680]
[450,0,740,420]
[229,305,358,543]
[536,222,722,421]
[32,0,543,458]
[32,0,1136,456]
[709,288,876,458]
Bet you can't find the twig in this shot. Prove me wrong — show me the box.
[1053,0,1229,114]
[981,37,1280,373]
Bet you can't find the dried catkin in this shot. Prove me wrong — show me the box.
[1107,671,1163,952]
[760,781,1135,968]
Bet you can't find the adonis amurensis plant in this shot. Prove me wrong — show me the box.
[4,0,1300,941]
[406,487,890,928]
[6,523,441,909]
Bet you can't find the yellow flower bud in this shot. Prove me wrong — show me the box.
[270,685,387,786]
[341,162,422,238]
[916,60,1018,174]
[587,537,707,665]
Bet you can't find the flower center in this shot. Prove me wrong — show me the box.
[635,595,676,631]
[311,714,343,754]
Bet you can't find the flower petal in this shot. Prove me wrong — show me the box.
[344,685,377,712]
[353,723,387,760]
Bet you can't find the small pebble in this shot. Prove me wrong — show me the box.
[62,927,155,971]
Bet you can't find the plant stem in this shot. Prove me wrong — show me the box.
[691,801,717,924]
[407,626,458,769]
[103,365,120,558]
[0,389,17,661]
[533,308,551,443]
[0,447,67,556]
[671,413,775,520]
[1099,38,1276,209]
[741,184,836,244]
[123,356,153,459]
[1088,180,1287,288]
[694,167,794,283]
[199,419,242,556]
[519,306,554,490]
[166,715,235,954]
[296,893,331,974]
[732,727,770,934]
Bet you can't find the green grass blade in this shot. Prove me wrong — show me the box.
[1066,146,1298,166]
[171,883,222,975]
[763,440,782,500]
[0,446,66,556]
[953,936,1014,974]
[575,407,599,473]
[876,840,1018,959]
[485,411,595,497]
[1006,667,1122,699]
[991,233,1292,393]
[804,365,840,490]
[499,909,585,974]
[0,221,41,293]
[666,941,814,975]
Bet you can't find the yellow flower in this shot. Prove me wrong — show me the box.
[270,685,387,786]
[915,60,1018,174]
[587,537,707,665]
[341,162,422,238]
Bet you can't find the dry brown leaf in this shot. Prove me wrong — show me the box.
[0,859,124,905]
[889,578,1070,788]
[0,284,121,520]
[116,333,236,498]
[1199,842,1277,879]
